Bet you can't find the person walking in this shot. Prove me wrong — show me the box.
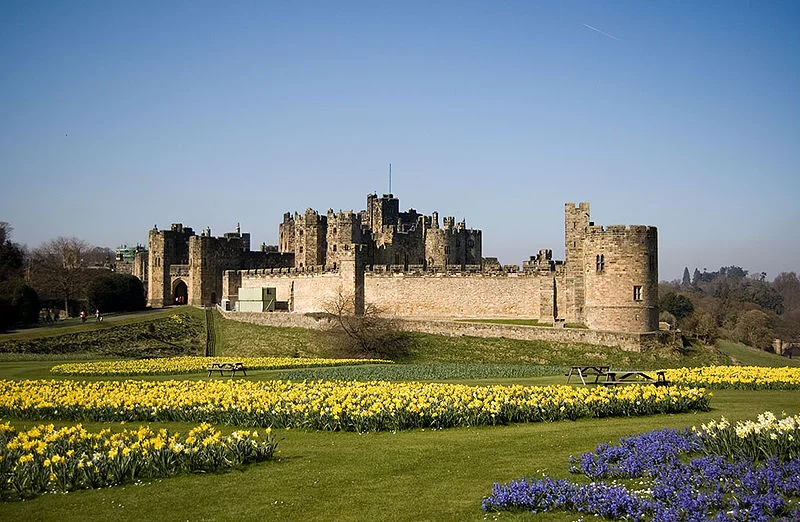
[95,309,102,322]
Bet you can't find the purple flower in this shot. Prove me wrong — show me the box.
[484,426,800,520]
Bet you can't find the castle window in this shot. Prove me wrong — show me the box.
[467,239,474,248]
[332,244,337,252]
[333,227,337,235]
[633,285,642,301]
[299,230,304,236]
[299,246,304,253]
[596,254,605,273]
[445,246,450,255]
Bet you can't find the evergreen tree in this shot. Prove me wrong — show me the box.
[682,267,691,287]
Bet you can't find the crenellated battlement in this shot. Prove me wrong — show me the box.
[588,224,657,235]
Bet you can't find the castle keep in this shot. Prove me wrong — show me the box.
[146,195,659,334]
[278,193,482,271]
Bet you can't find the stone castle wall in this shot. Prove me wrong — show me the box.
[237,269,555,319]
[365,272,544,318]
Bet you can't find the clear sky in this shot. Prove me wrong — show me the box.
[2,1,798,281]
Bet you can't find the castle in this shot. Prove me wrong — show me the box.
[143,195,659,333]
[278,193,482,271]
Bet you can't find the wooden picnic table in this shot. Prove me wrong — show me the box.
[206,362,247,377]
[602,369,668,386]
[565,365,611,385]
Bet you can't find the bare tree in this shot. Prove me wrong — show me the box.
[84,246,114,267]
[321,290,410,359]
[30,237,91,316]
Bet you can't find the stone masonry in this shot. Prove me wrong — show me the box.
[145,196,659,334]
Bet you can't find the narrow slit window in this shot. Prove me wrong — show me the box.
[633,285,642,301]
[596,254,605,272]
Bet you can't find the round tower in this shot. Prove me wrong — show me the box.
[583,225,658,332]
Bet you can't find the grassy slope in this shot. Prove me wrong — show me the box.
[2,309,732,369]
[715,339,800,367]
[215,311,730,368]
[0,308,206,359]
[214,311,327,358]
[0,309,178,341]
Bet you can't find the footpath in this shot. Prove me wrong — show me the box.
[1,308,169,336]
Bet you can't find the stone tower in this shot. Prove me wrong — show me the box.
[564,202,590,323]
[326,210,363,270]
[366,193,400,231]
[294,208,327,269]
[148,224,194,308]
[278,213,295,254]
[582,224,659,332]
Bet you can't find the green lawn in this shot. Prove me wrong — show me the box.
[0,385,796,521]
[1,313,797,520]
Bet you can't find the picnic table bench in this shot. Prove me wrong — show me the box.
[206,362,247,377]
[565,365,611,385]
[601,369,668,386]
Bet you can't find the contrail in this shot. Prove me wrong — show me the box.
[582,23,621,41]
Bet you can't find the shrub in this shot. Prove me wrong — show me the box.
[0,282,39,330]
[86,273,145,313]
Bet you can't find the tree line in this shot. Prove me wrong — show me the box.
[0,222,145,332]
[660,266,800,350]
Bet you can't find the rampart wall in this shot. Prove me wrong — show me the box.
[236,269,347,313]
[364,272,542,318]
[237,269,550,319]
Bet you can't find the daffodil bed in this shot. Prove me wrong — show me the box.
[50,356,393,376]
[0,421,277,501]
[0,379,710,432]
[664,366,800,389]
[483,412,800,520]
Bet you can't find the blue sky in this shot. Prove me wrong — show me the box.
[1,1,798,281]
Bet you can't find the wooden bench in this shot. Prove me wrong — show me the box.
[565,365,611,385]
[206,362,247,377]
[601,370,668,386]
